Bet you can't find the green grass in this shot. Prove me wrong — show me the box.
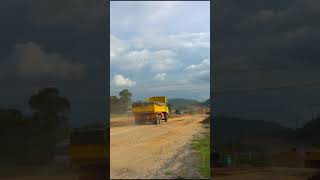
[192,133,210,178]
[164,170,173,176]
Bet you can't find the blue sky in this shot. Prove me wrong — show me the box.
[110,1,210,101]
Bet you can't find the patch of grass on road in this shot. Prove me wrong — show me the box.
[164,170,173,176]
[192,133,210,178]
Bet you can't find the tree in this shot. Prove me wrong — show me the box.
[0,109,27,135]
[110,96,119,103]
[110,96,120,113]
[110,89,133,114]
[119,89,132,112]
[119,89,132,103]
[29,88,70,115]
[29,87,71,134]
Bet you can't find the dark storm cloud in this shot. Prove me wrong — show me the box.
[0,0,107,126]
[214,0,320,127]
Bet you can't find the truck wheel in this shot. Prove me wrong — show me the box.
[165,114,168,122]
[156,115,161,125]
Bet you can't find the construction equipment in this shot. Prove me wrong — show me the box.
[132,96,169,125]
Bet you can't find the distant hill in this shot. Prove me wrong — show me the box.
[296,117,320,145]
[201,98,210,107]
[211,116,320,157]
[168,98,202,109]
[213,116,293,145]
[168,98,211,109]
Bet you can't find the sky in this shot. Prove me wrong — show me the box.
[214,0,320,128]
[0,0,107,127]
[1,0,320,128]
[110,1,210,102]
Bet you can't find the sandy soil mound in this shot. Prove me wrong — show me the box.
[200,116,210,124]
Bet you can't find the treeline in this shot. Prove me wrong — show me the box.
[110,89,132,114]
[0,88,70,165]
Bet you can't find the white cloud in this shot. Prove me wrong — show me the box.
[185,58,210,71]
[153,73,167,81]
[184,58,210,82]
[111,1,182,34]
[194,70,210,82]
[117,49,150,70]
[110,35,151,70]
[149,50,177,72]
[111,74,136,88]
[111,43,177,72]
[11,42,85,79]
[168,32,210,48]
[110,34,127,60]
[145,2,181,29]
[110,32,209,72]
[130,32,210,50]
[151,58,176,72]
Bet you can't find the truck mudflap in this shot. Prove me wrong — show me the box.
[134,113,157,125]
[134,112,169,125]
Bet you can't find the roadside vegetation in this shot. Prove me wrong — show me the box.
[110,89,132,114]
[192,132,210,178]
[0,87,71,175]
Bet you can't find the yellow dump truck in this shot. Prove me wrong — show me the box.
[69,129,108,179]
[132,96,169,125]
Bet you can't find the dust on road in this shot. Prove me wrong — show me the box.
[110,114,208,179]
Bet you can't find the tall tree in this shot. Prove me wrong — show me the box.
[119,89,132,112]
[119,89,132,102]
[29,88,70,115]
[29,87,71,135]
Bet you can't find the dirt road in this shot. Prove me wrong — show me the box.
[213,167,319,180]
[0,166,78,180]
[0,175,78,180]
[110,114,208,179]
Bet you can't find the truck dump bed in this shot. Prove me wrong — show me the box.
[146,96,167,103]
[132,101,167,114]
[69,129,108,166]
[132,96,169,124]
